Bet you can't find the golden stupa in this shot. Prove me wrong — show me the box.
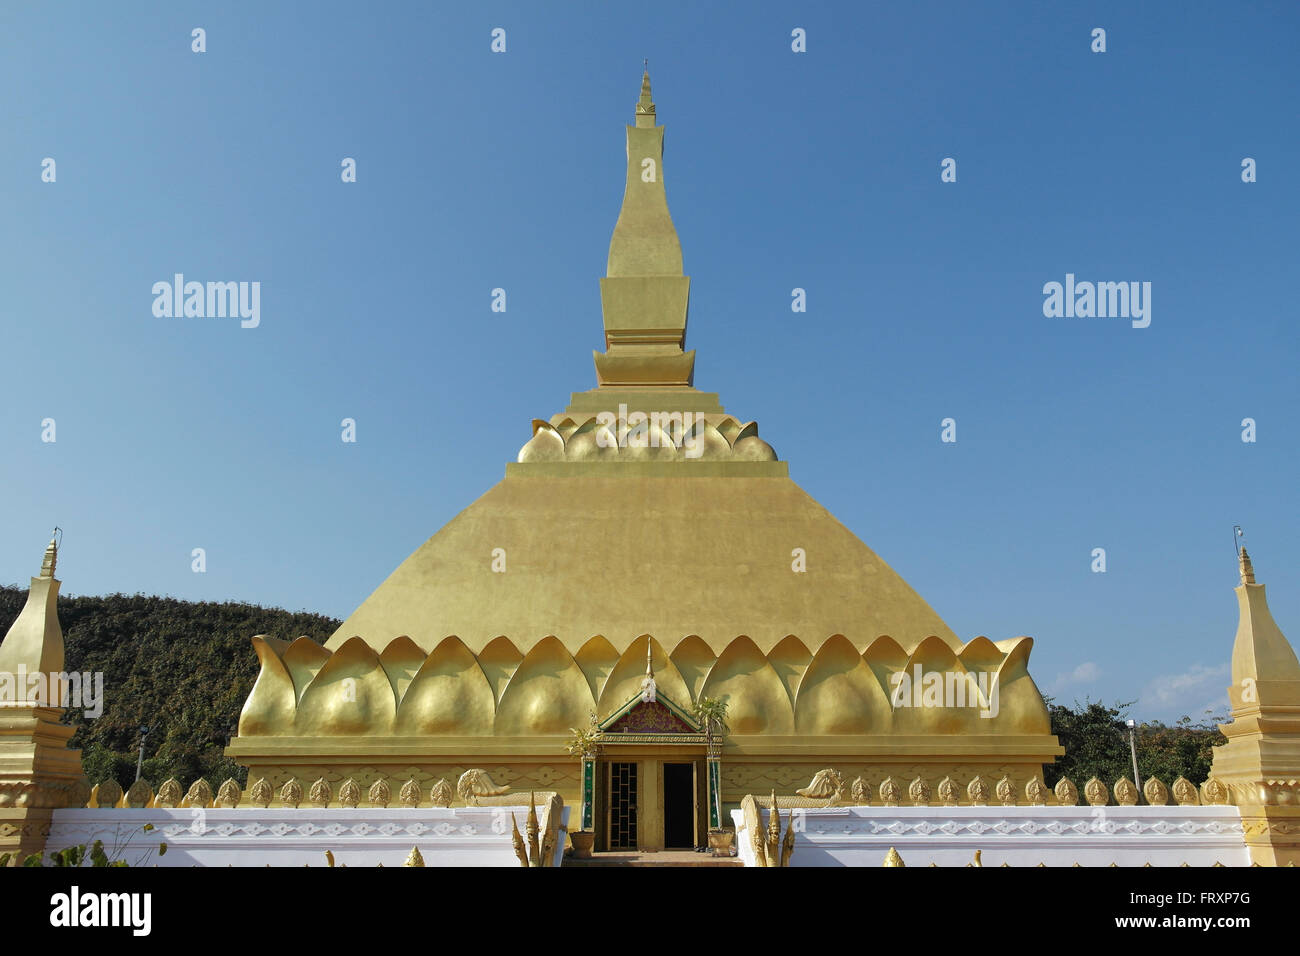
[227,72,1062,851]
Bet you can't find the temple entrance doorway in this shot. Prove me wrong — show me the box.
[594,687,710,851]
[663,762,697,849]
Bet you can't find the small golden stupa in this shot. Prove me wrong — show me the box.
[227,72,1061,851]
[1208,548,1300,865]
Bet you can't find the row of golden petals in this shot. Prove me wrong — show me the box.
[247,630,1035,721]
[87,775,467,809]
[519,414,777,463]
[846,773,1225,806]
[882,849,1269,867]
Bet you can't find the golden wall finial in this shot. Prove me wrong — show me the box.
[124,778,153,808]
[93,779,123,809]
[185,778,214,809]
[309,777,333,808]
[338,778,361,809]
[1202,778,1229,806]
[430,778,454,808]
[1143,776,1169,806]
[399,779,422,808]
[216,778,243,808]
[883,847,905,867]
[1171,777,1199,806]
[155,778,183,808]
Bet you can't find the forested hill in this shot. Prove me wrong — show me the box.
[0,585,338,791]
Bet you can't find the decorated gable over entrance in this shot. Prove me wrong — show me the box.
[606,698,697,735]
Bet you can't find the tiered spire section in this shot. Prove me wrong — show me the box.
[595,71,695,387]
[515,69,782,468]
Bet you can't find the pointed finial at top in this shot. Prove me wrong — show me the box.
[1240,547,1256,585]
[639,640,658,702]
[40,528,61,579]
[635,67,656,126]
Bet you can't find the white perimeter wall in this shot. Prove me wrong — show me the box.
[47,806,569,868]
[731,805,1249,867]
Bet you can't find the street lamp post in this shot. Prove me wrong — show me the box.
[135,725,150,782]
[1126,718,1142,799]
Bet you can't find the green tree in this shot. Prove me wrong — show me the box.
[1044,696,1227,794]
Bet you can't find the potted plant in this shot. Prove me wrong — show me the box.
[564,719,603,858]
[694,697,734,856]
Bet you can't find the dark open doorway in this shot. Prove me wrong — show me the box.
[663,762,696,848]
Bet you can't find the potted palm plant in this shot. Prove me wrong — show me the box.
[693,697,734,856]
[564,719,603,858]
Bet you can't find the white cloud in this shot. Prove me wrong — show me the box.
[1053,661,1101,689]
[1138,663,1230,724]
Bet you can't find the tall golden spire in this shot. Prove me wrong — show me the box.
[595,68,694,387]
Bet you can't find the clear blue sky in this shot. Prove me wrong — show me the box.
[3,2,1296,724]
